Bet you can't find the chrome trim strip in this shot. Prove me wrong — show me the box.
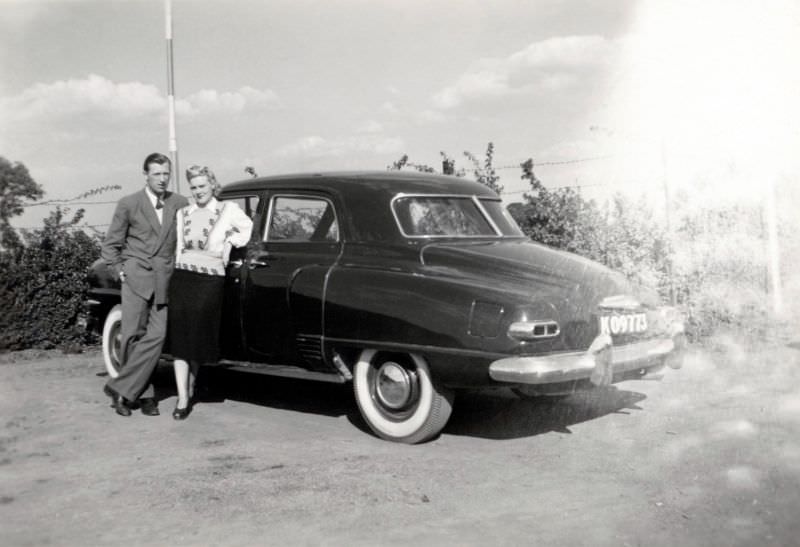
[218,360,347,384]
[472,195,503,236]
[322,336,509,360]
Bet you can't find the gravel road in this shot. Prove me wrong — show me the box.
[2,335,799,546]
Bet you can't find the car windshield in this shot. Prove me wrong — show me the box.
[393,196,505,237]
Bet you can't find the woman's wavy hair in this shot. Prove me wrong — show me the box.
[185,164,220,197]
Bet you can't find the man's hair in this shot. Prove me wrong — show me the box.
[142,152,171,173]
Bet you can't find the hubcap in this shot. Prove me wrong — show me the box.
[375,361,413,410]
[111,326,122,367]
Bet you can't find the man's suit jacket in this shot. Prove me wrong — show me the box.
[101,189,189,305]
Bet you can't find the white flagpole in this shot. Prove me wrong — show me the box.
[165,0,180,194]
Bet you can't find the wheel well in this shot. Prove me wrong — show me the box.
[332,347,431,365]
[86,296,121,334]
[331,347,434,384]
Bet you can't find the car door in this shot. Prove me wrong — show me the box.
[242,192,341,370]
[218,193,262,361]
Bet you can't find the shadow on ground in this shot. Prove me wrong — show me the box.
[151,365,354,418]
[145,364,647,442]
[444,387,647,440]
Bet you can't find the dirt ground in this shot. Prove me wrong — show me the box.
[2,333,800,546]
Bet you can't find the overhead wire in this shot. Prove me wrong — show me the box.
[14,153,625,226]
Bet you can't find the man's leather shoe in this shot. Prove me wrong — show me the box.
[139,398,160,416]
[103,384,114,404]
[104,385,131,417]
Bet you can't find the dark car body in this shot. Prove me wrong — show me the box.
[87,171,685,442]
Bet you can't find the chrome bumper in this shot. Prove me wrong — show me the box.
[489,330,686,387]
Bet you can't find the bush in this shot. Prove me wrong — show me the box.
[0,207,100,351]
[394,147,793,342]
[508,160,671,297]
[670,204,774,341]
[506,159,785,342]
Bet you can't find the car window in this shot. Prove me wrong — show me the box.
[266,196,339,242]
[221,195,260,219]
[393,196,496,237]
[479,199,524,236]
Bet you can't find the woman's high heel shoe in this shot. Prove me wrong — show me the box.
[172,401,192,420]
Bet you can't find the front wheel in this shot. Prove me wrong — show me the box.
[353,350,453,444]
[102,304,123,378]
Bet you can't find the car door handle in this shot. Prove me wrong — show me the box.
[248,258,270,269]
[229,259,243,267]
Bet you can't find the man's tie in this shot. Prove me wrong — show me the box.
[155,198,164,210]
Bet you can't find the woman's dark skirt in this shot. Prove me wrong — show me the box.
[168,268,225,362]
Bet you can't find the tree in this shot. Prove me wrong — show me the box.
[387,154,436,173]
[463,142,502,193]
[0,157,44,250]
[507,159,595,252]
[389,142,502,193]
[507,159,677,306]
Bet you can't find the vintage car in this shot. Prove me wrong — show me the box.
[86,171,685,443]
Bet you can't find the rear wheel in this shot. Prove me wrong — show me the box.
[102,304,122,378]
[353,350,453,444]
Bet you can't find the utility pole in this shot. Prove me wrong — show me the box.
[765,176,783,316]
[165,0,179,194]
[661,137,676,305]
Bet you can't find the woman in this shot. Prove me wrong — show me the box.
[168,165,253,420]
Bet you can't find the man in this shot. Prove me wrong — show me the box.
[102,153,189,416]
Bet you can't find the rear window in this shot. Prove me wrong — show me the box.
[480,199,524,236]
[393,196,496,237]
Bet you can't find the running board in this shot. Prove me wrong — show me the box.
[218,360,348,384]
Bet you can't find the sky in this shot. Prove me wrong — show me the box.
[2,0,799,232]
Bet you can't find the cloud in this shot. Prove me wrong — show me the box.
[414,109,445,124]
[0,0,52,30]
[274,134,404,158]
[356,119,384,134]
[373,103,444,128]
[380,101,399,114]
[433,35,619,109]
[177,86,281,118]
[2,74,163,122]
[1,74,281,124]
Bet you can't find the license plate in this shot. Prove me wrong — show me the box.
[599,312,648,336]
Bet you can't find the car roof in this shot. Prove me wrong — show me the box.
[219,171,501,244]
[220,170,498,198]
